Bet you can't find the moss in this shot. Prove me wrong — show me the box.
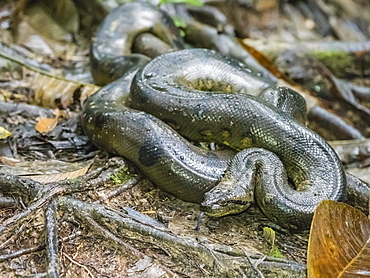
[312,50,353,77]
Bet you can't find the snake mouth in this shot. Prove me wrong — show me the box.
[201,199,252,217]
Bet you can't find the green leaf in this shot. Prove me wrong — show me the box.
[158,0,204,7]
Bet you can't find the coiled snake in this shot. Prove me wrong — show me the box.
[82,2,346,230]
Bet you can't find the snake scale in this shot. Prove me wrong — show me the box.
[82,2,346,230]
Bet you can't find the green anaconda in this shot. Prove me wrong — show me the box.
[83,2,346,230]
[90,1,184,85]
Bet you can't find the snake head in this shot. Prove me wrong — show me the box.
[201,179,254,217]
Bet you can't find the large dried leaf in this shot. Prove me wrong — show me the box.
[307,200,370,278]
[15,19,71,56]
[24,68,99,108]
[24,161,92,183]
[0,44,99,108]
[340,238,370,277]
[0,156,21,166]
[0,159,93,183]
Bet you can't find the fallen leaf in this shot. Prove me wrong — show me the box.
[0,89,28,102]
[307,200,370,278]
[0,127,11,139]
[25,67,100,108]
[340,238,370,277]
[0,44,100,108]
[35,109,60,133]
[23,160,93,183]
[0,156,21,166]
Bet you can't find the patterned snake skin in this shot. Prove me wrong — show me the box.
[90,1,184,85]
[83,3,347,230]
[128,49,347,230]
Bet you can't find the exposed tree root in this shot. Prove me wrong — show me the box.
[1,156,369,277]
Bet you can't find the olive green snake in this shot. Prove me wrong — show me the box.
[82,2,346,230]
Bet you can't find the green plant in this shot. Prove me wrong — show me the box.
[110,166,132,185]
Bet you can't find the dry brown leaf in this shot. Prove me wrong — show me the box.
[0,156,21,166]
[1,159,92,176]
[0,89,28,102]
[0,44,100,108]
[238,39,284,78]
[35,109,60,133]
[24,160,92,183]
[307,200,370,278]
[340,238,370,277]
[23,68,99,108]
[35,116,58,133]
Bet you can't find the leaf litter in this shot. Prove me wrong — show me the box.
[1,0,370,277]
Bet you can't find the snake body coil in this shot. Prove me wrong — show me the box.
[129,49,346,229]
[83,2,347,230]
[90,2,184,85]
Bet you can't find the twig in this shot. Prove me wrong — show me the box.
[0,222,27,249]
[63,252,95,278]
[308,105,364,140]
[0,165,107,238]
[0,186,64,237]
[26,273,48,278]
[277,241,304,262]
[0,231,82,262]
[0,244,45,262]
[194,211,204,231]
[94,176,142,204]
[243,250,265,278]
